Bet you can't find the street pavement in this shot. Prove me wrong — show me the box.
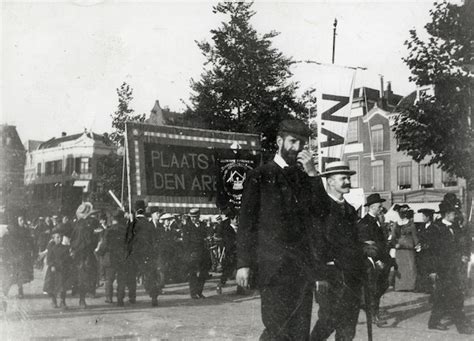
[1,270,473,340]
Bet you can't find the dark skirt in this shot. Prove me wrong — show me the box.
[43,266,72,295]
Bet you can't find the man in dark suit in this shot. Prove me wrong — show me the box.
[427,201,473,334]
[183,208,211,299]
[125,200,160,307]
[357,193,391,326]
[415,208,437,294]
[236,119,328,340]
[311,161,365,341]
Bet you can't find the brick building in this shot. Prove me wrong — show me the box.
[0,124,26,223]
[342,86,465,218]
[24,130,117,217]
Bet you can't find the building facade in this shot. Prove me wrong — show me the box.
[343,86,465,215]
[0,125,26,224]
[24,130,117,217]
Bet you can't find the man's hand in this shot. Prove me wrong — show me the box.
[297,150,317,177]
[236,267,250,288]
[315,280,329,294]
[51,266,56,273]
[375,260,384,270]
[429,273,438,282]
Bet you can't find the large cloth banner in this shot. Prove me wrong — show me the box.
[316,66,357,172]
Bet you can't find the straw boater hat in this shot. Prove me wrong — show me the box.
[160,213,174,220]
[320,161,356,177]
[75,202,99,220]
[189,208,200,217]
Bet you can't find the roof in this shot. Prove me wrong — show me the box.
[38,131,106,150]
[392,90,416,113]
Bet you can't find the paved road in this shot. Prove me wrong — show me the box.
[1,270,473,340]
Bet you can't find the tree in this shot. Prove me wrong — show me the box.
[110,82,146,146]
[186,1,307,151]
[89,152,124,206]
[393,0,474,190]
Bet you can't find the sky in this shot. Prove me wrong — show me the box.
[1,0,444,142]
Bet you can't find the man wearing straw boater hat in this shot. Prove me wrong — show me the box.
[357,193,391,327]
[236,118,328,340]
[311,161,365,341]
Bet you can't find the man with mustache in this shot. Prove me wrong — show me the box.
[311,161,365,341]
[236,119,328,340]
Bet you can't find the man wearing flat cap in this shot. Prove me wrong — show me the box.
[357,193,391,326]
[236,118,329,340]
[183,208,211,298]
[311,161,365,340]
[427,200,473,334]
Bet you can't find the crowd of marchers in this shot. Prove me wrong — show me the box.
[0,203,240,309]
[0,120,472,340]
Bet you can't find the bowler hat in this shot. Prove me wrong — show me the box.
[320,161,356,177]
[278,119,312,140]
[76,202,99,220]
[189,208,200,217]
[364,193,386,207]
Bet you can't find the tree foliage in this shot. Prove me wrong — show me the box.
[110,82,146,146]
[393,0,474,188]
[186,1,307,151]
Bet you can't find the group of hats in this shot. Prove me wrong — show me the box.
[437,193,461,214]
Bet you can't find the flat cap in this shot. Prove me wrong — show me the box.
[189,208,200,216]
[278,119,312,140]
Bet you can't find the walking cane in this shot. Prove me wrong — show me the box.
[364,261,374,341]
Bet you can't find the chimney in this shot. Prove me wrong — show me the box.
[61,132,67,137]
[379,75,384,99]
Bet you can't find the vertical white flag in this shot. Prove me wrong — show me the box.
[316,66,357,172]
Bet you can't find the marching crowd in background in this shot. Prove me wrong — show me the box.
[0,201,241,309]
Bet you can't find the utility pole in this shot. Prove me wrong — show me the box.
[332,18,337,64]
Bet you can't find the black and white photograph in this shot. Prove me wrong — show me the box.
[1,0,473,339]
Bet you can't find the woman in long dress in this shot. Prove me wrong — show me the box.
[391,206,419,291]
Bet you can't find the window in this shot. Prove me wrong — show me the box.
[372,160,384,191]
[66,158,74,174]
[347,158,359,188]
[45,161,53,175]
[442,171,458,187]
[80,158,90,174]
[419,164,434,188]
[37,163,41,176]
[397,163,412,190]
[346,120,358,143]
[370,124,384,152]
[75,157,82,174]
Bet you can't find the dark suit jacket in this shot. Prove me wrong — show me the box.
[357,213,391,264]
[312,198,365,280]
[432,220,464,276]
[237,160,328,286]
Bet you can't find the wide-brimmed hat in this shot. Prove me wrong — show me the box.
[189,208,200,217]
[278,119,312,141]
[364,193,386,207]
[76,202,99,220]
[418,208,435,216]
[320,161,356,177]
[437,201,457,214]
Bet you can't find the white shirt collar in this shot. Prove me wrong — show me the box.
[327,193,345,204]
[442,219,452,226]
[274,154,288,169]
[368,212,377,218]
